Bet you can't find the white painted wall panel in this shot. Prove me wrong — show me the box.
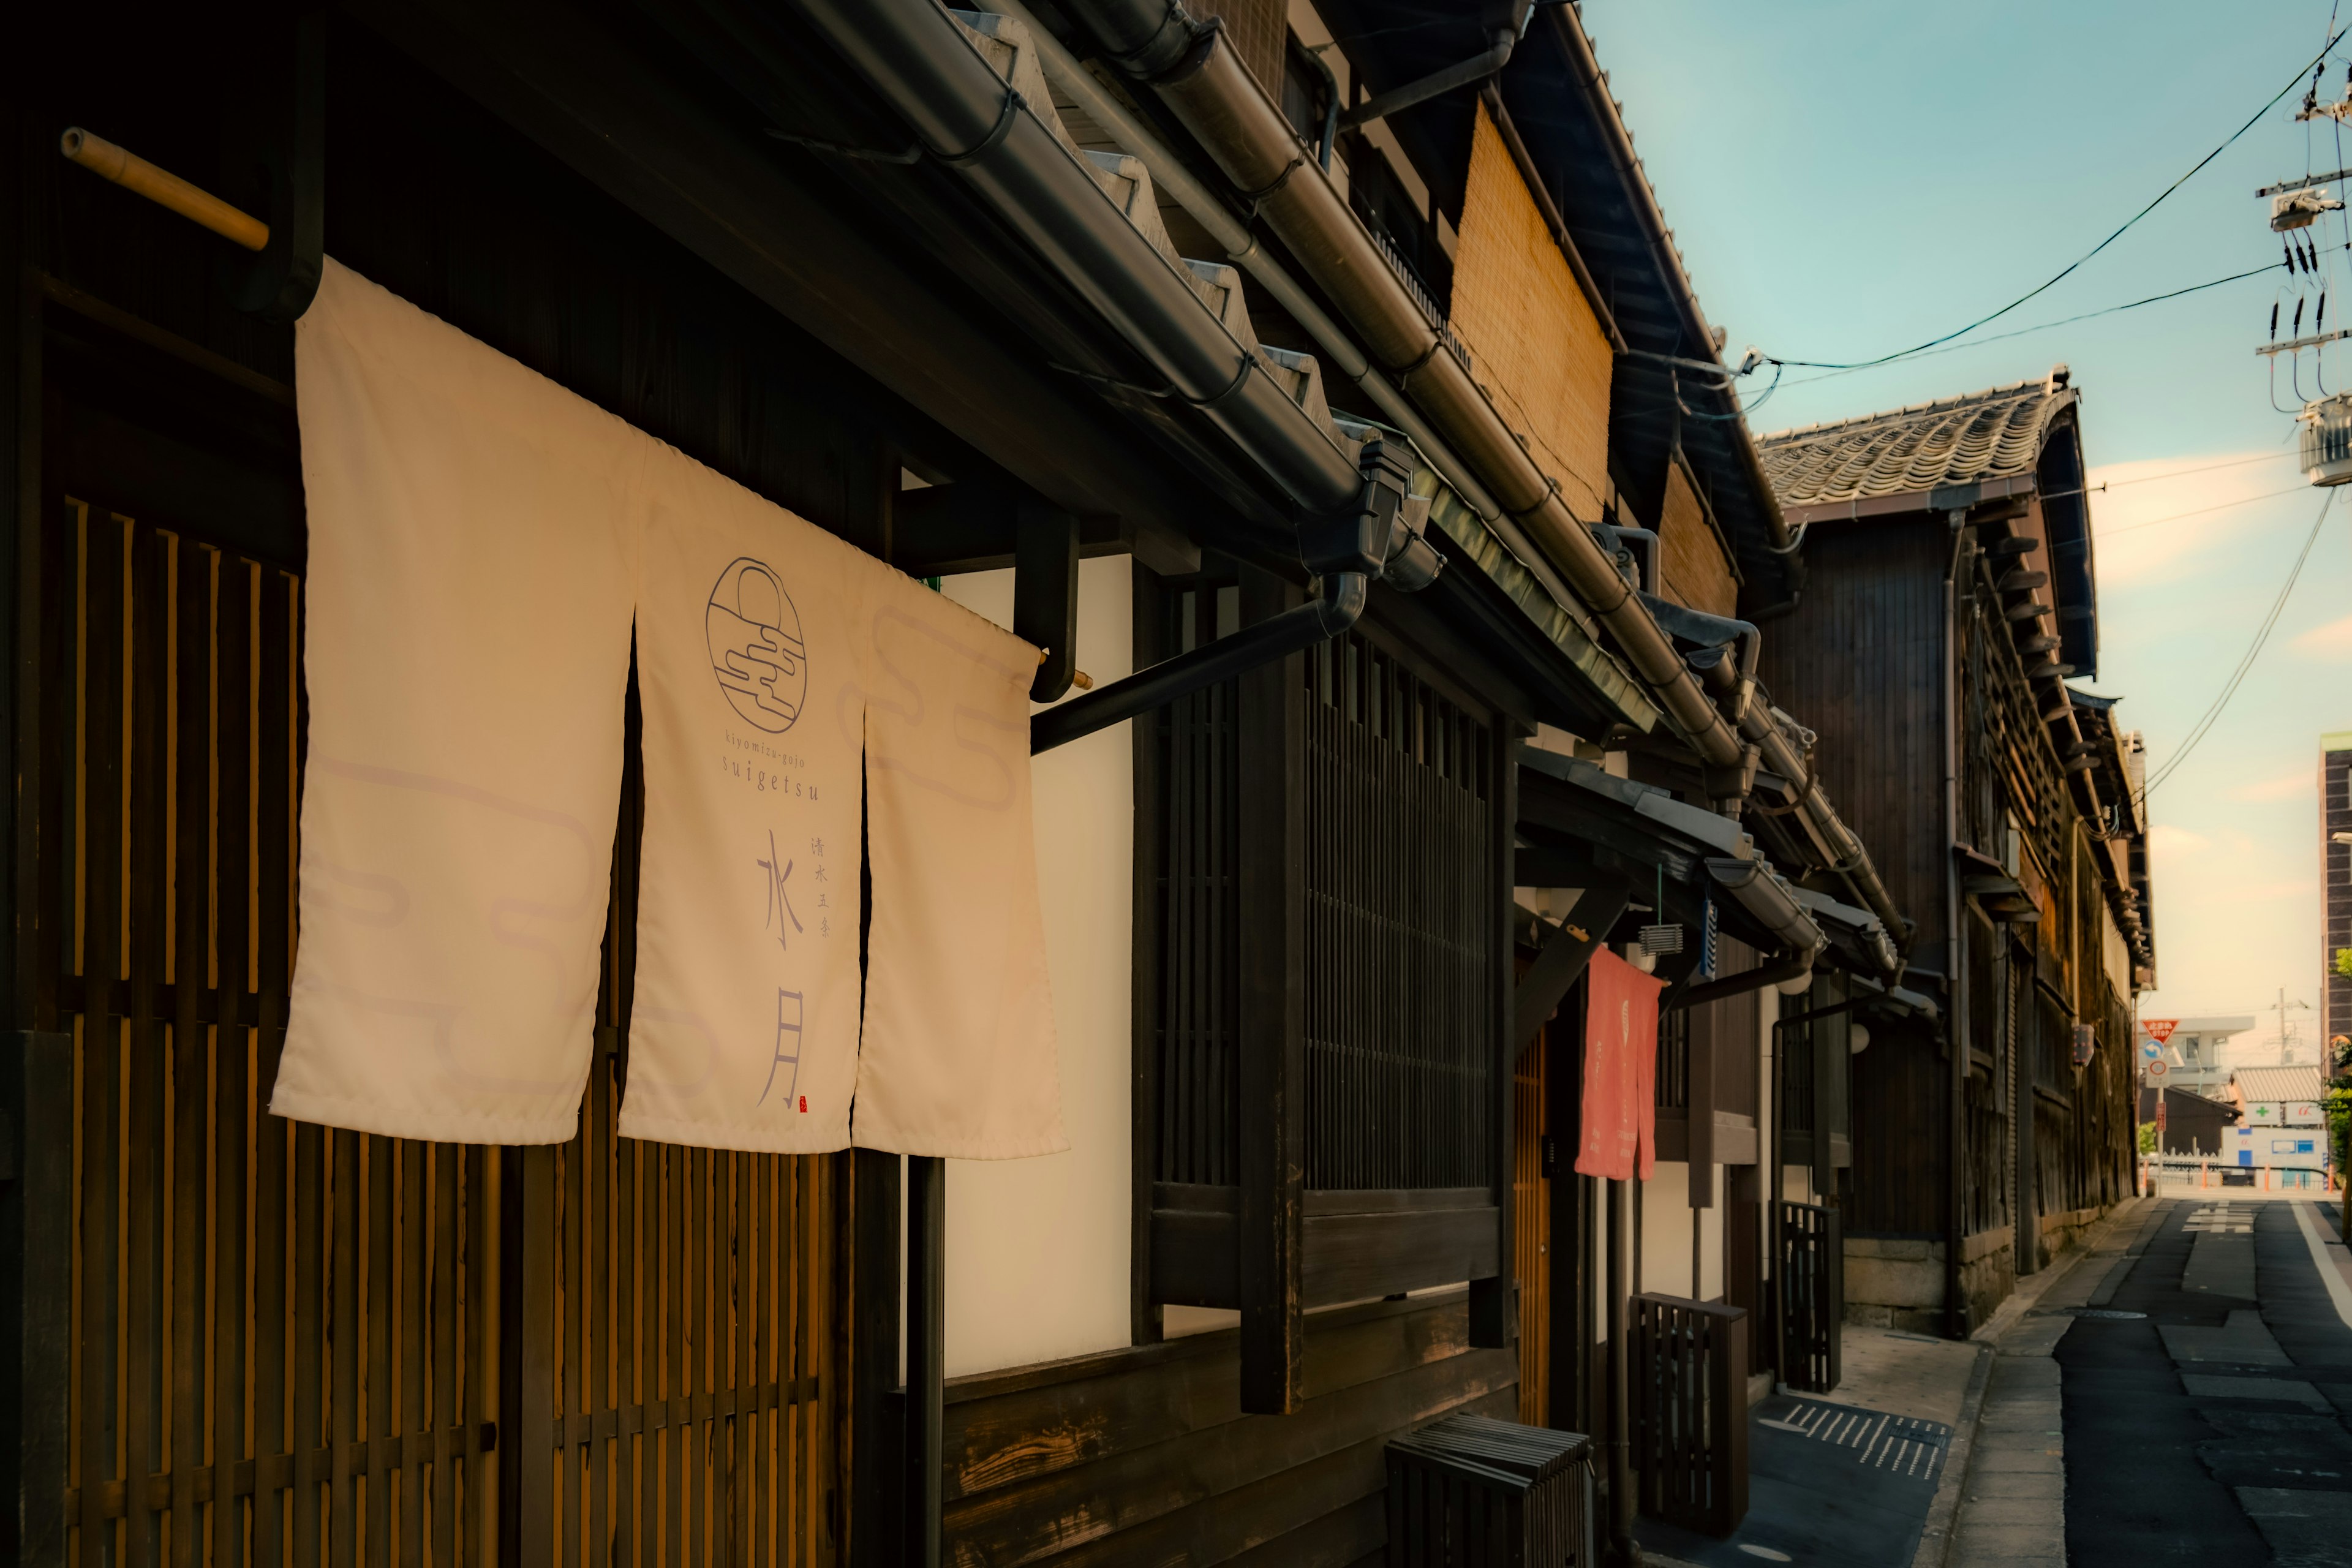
[940,557,1136,1375]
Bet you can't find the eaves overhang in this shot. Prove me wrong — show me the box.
[1517,746,1831,960]
[1782,473,2039,529]
[1308,0,1798,606]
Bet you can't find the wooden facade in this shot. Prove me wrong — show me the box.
[1758,410,2149,1330]
[1,1,1936,1564]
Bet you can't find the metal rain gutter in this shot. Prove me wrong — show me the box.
[1063,0,1910,957]
[981,0,1596,615]
[1705,856,1826,962]
[1066,0,1754,782]
[788,0,1363,516]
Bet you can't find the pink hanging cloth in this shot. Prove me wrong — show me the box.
[1574,948,1666,1182]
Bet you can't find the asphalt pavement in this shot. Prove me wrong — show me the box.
[2058,1193,2352,1567]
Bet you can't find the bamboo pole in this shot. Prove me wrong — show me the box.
[58,127,268,251]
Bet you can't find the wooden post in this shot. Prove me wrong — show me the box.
[905,1156,944,1568]
[1688,1000,1717,1213]
[2,1033,71,1562]
[500,1144,556,1567]
[1236,569,1304,1415]
[1012,500,1080,703]
[1129,567,1166,1346]
[1471,725,1521,1351]
[849,1148,905,1567]
[1811,988,1838,1202]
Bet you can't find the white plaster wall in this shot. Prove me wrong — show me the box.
[1641,1170,1725,1303]
[1641,1163,1693,1298]
[938,557,1134,1376]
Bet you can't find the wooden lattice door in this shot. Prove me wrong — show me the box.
[19,487,844,1566]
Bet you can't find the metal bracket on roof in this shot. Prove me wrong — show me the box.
[1336,26,1518,130]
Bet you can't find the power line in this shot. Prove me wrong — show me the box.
[2100,451,2296,488]
[1773,262,2287,392]
[2098,482,2312,537]
[2139,487,2335,801]
[1754,31,2346,374]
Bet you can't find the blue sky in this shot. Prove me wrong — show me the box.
[1583,1,2352,1038]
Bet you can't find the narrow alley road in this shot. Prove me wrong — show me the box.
[2060,1194,2352,1566]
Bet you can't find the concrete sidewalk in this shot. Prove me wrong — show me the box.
[1643,1196,2155,1568]
[1917,1194,2161,1568]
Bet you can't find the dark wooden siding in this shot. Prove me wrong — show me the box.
[941,1292,1512,1568]
[1842,1017,1948,1234]
[1755,514,1948,956]
[25,13,1011,576]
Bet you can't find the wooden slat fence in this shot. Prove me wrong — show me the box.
[1629,1294,1747,1537]
[1774,1202,1840,1395]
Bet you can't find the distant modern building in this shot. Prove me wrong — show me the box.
[2144,1015,2258,1097]
[2222,1065,2329,1184]
[2326,730,2352,1075]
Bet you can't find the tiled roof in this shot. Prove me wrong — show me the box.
[2233,1065,2326,1105]
[1755,377,2075,510]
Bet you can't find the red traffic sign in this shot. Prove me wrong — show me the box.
[2145,1059,2169,1078]
[2143,1018,2180,1045]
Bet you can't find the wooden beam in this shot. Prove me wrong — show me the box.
[1513,872,1631,1049]
[1014,500,1080,703]
[1236,569,1305,1414]
[344,0,1222,554]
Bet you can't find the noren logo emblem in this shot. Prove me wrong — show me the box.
[706,557,806,733]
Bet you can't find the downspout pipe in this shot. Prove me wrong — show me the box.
[791,0,1362,516]
[1942,514,1970,1338]
[1066,0,1751,773]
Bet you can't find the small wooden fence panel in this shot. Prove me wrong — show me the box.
[1776,1202,1842,1395]
[1629,1294,1747,1537]
[27,498,842,1566]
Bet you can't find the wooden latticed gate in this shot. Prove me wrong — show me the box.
[10,496,844,1564]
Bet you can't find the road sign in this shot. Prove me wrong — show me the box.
[2141,1039,2163,1060]
[2143,1018,2180,1045]
[2146,1059,2169,1078]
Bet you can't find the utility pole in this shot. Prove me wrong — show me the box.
[2264,989,2313,1063]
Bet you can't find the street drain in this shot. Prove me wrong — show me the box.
[2060,1307,2145,1319]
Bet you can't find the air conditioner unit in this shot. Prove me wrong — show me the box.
[1386,1415,1596,1567]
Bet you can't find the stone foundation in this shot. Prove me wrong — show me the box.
[1842,1224,2029,1335]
